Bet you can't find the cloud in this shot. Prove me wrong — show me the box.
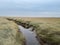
[0,0,60,17]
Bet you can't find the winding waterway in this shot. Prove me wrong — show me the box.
[19,26,40,45]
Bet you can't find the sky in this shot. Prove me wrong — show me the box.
[0,0,60,17]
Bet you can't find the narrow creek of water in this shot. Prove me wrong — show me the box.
[19,26,40,45]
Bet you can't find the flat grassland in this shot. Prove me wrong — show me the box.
[19,17,60,23]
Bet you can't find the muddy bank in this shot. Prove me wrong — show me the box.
[6,18,38,31]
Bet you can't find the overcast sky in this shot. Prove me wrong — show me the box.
[0,0,60,17]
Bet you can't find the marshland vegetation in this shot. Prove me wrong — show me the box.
[6,17,60,45]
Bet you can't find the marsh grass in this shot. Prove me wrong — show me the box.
[6,17,60,45]
[0,18,25,45]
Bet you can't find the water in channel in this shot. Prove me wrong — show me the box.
[19,26,40,45]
